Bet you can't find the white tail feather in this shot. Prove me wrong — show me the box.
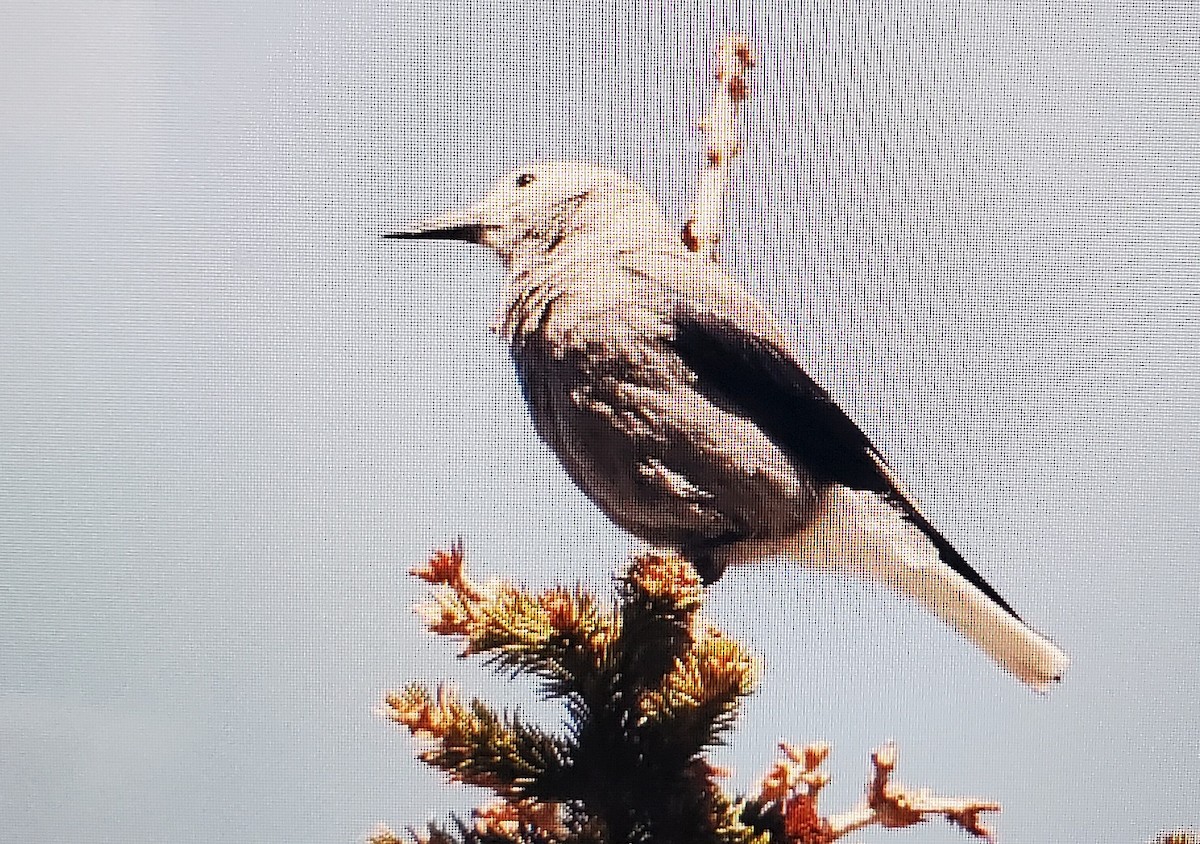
[726,485,1069,691]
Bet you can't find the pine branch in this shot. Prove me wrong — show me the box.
[1155,833,1199,844]
[469,586,612,700]
[379,802,608,844]
[539,555,754,844]
[638,630,758,761]
[613,552,704,691]
[383,685,569,800]
[413,544,615,704]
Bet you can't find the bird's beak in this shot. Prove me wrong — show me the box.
[382,208,483,243]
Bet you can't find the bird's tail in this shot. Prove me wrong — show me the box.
[726,485,1069,691]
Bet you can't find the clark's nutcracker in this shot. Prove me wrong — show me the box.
[386,161,1068,690]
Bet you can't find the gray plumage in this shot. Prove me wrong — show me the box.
[386,161,1068,690]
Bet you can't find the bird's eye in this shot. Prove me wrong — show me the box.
[515,172,536,188]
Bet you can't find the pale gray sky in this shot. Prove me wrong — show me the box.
[2,2,1198,842]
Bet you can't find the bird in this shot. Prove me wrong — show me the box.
[385,160,1068,691]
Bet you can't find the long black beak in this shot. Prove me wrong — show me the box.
[382,209,482,243]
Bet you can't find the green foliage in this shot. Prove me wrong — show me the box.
[390,685,570,798]
[468,586,613,700]
[388,549,762,844]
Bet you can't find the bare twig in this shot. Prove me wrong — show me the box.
[682,34,756,263]
[753,741,1000,843]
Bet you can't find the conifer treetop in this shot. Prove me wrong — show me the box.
[378,545,1000,844]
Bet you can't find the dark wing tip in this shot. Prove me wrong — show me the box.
[382,224,481,242]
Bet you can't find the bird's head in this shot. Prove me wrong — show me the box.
[384,161,671,265]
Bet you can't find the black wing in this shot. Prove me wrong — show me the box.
[667,310,1021,621]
